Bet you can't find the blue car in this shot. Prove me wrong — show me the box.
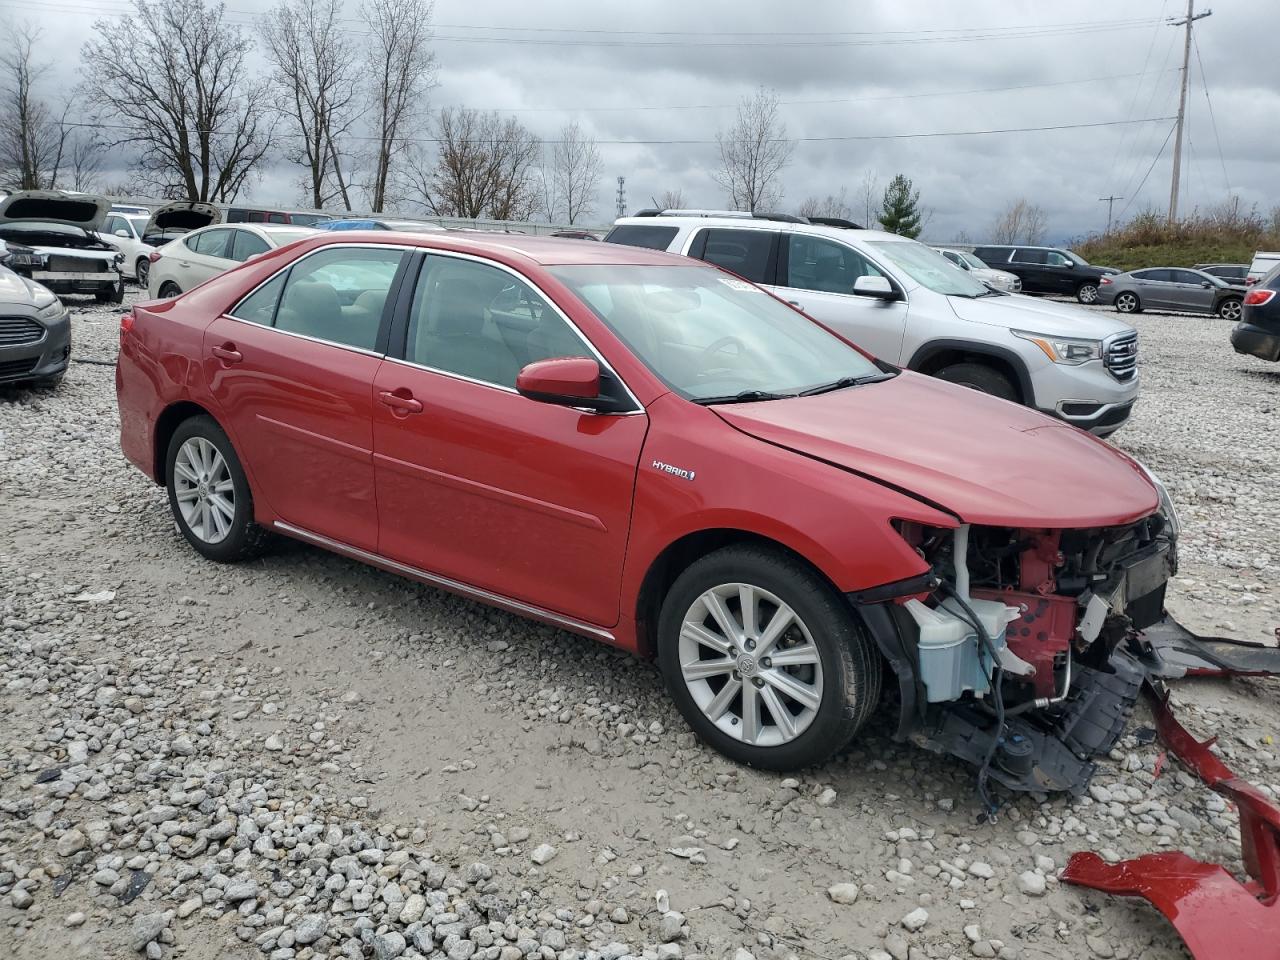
[321,218,445,233]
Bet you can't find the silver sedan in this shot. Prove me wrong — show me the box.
[1096,266,1246,321]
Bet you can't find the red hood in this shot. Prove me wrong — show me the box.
[713,371,1158,528]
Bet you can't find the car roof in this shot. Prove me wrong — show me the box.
[611,214,914,245]
[309,230,696,267]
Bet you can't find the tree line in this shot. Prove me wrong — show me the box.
[0,0,1052,239]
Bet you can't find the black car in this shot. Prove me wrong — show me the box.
[0,263,70,388]
[1232,263,1280,362]
[971,245,1118,304]
[1194,262,1250,284]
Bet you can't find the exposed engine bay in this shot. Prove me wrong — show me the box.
[856,510,1179,811]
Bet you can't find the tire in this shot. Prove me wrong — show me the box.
[95,280,124,304]
[165,415,270,563]
[1076,282,1100,304]
[657,544,881,771]
[135,258,150,289]
[933,362,1017,402]
[1115,291,1141,314]
[158,281,182,299]
[1217,297,1242,322]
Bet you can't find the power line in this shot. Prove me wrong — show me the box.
[1116,122,1179,222]
[1104,0,1167,191]
[1192,31,1230,195]
[57,115,1176,147]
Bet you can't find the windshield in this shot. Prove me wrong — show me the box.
[550,263,883,402]
[957,251,988,270]
[866,240,991,297]
[124,216,148,237]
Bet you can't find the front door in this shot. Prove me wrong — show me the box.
[770,232,909,362]
[1167,269,1216,312]
[204,244,408,550]
[371,253,647,627]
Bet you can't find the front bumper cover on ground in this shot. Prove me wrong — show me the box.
[1063,626,1280,960]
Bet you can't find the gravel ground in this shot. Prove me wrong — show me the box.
[1,290,1278,960]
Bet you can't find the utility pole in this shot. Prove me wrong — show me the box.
[1168,1,1212,223]
[615,176,626,219]
[1098,195,1123,234]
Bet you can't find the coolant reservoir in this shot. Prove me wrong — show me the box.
[904,597,1021,703]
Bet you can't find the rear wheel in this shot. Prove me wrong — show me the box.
[933,362,1017,402]
[135,258,150,289]
[1115,291,1141,314]
[658,545,881,771]
[1076,282,1100,304]
[165,415,270,563]
[158,281,181,299]
[1218,297,1242,322]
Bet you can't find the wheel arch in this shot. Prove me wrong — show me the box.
[152,400,219,485]
[907,339,1033,406]
[633,527,852,661]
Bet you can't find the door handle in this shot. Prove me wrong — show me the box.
[378,390,423,414]
[211,343,243,363]
[178,262,191,268]
[787,300,802,308]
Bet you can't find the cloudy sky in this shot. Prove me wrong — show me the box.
[3,0,1273,242]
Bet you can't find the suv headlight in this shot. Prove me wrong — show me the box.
[1012,330,1102,365]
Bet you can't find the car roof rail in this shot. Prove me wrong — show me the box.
[631,209,814,225]
[805,216,864,230]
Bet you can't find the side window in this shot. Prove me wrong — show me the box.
[268,213,287,224]
[1012,248,1047,264]
[1140,269,1173,282]
[784,234,883,294]
[191,229,233,259]
[1045,251,1072,267]
[603,224,679,251]
[229,274,285,326]
[1170,269,1203,284]
[230,230,270,262]
[405,255,588,389]
[104,215,124,236]
[275,247,404,351]
[694,229,775,284]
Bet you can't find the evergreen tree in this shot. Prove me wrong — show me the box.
[878,173,922,238]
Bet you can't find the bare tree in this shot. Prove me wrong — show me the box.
[81,0,272,202]
[364,0,436,212]
[548,121,602,224]
[857,168,879,229]
[0,20,68,190]
[990,198,1050,245]
[66,129,104,191]
[713,87,793,211]
[797,187,853,221]
[655,188,687,211]
[403,107,541,221]
[262,0,358,210]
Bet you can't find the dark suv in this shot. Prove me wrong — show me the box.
[972,245,1118,304]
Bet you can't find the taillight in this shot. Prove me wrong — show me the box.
[149,250,162,263]
[120,312,134,334]
[1244,289,1276,306]
[1099,276,1113,285]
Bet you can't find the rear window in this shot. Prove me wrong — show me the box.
[604,224,679,251]
[972,247,1011,264]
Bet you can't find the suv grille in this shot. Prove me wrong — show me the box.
[0,316,45,346]
[1105,333,1138,381]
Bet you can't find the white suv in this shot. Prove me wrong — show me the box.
[605,211,1139,436]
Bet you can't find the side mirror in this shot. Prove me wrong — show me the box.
[516,357,627,413]
[852,275,896,300]
[114,229,130,238]
[1062,261,1075,268]
[1201,281,1212,288]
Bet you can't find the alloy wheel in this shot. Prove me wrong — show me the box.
[172,437,236,544]
[136,259,150,288]
[1219,299,1242,321]
[1117,293,1138,313]
[1078,283,1099,304]
[678,583,823,747]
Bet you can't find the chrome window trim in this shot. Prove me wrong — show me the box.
[274,520,616,643]
[397,247,645,414]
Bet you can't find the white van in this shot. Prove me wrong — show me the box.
[1247,251,1280,286]
[606,210,1140,436]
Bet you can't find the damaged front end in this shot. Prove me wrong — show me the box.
[854,507,1180,807]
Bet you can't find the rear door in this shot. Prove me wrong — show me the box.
[1010,248,1050,292]
[370,251,648,626]
[180,228,237,287]
[203,244,409,550]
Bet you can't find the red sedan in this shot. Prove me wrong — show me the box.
[117,231,1178,790]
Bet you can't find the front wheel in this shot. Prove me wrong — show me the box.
[1076,282,1100,304]
[658,545,881,771]
[1218,298,1242,322]
[165,415,270,563]
[933,362,1017,402]
[135,258,150,289]
[158,281,182,299]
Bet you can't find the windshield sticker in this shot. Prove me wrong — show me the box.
[717,277,757,292]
